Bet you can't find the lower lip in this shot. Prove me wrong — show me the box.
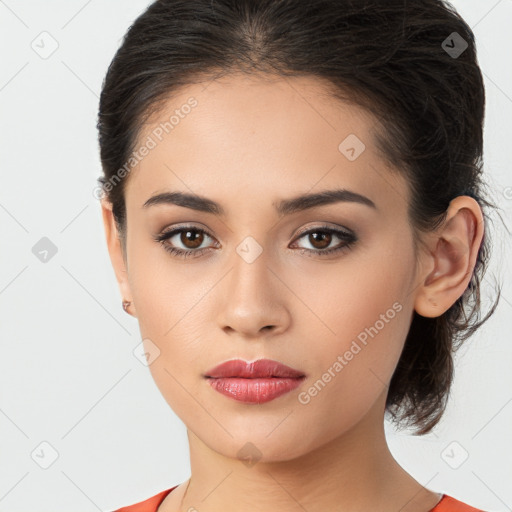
[206,377,304,404]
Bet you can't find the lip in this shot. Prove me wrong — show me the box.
[207,377,305,404]
[204,359,306,404]
[204,358,305,379]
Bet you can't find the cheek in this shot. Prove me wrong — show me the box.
[303,243,413,340]
[126,233,204,336]
[136,313,205,421]
[298,294,410,443]
[307,239,415,396]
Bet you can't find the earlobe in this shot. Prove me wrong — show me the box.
[414,196,484,319]
[100,199,137,318]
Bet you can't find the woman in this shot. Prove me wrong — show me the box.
[97,0,501,510]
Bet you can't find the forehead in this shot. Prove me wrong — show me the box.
[126,73,410,218]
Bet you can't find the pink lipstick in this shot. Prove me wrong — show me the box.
[204,358,306,404]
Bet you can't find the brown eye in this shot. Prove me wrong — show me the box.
[307,231,332,250]
[291,226,357,257]
[154,225,217,259]
[180,229,204,249]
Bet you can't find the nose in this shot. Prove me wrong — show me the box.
[216,248,291,338]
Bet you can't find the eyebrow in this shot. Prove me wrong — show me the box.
[142,188,377,216]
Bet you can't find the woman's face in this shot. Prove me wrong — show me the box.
[111,74,427,461]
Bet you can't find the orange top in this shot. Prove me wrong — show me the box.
[113,486,178,512]
[113,487,485,512]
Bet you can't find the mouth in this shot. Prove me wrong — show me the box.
[203,359,306,404]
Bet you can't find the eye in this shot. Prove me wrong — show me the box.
[153,225,217,259]
[290,225,357,257]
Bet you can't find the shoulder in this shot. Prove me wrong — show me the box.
[112,486,178,512]
[431,494,486,512]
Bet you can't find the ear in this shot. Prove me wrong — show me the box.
[414,196,484,318]
[100,199,137,318]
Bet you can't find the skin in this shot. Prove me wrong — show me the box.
[101,73,484,512]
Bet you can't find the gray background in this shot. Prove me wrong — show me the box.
[0,1,511,510]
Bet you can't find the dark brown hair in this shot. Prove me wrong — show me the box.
[96,0,503,435]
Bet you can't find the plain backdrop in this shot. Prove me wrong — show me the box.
[0,1,511,511]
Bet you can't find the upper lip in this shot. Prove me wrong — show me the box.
[204,358,306,379]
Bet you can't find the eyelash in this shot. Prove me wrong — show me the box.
[153,224,357,259]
